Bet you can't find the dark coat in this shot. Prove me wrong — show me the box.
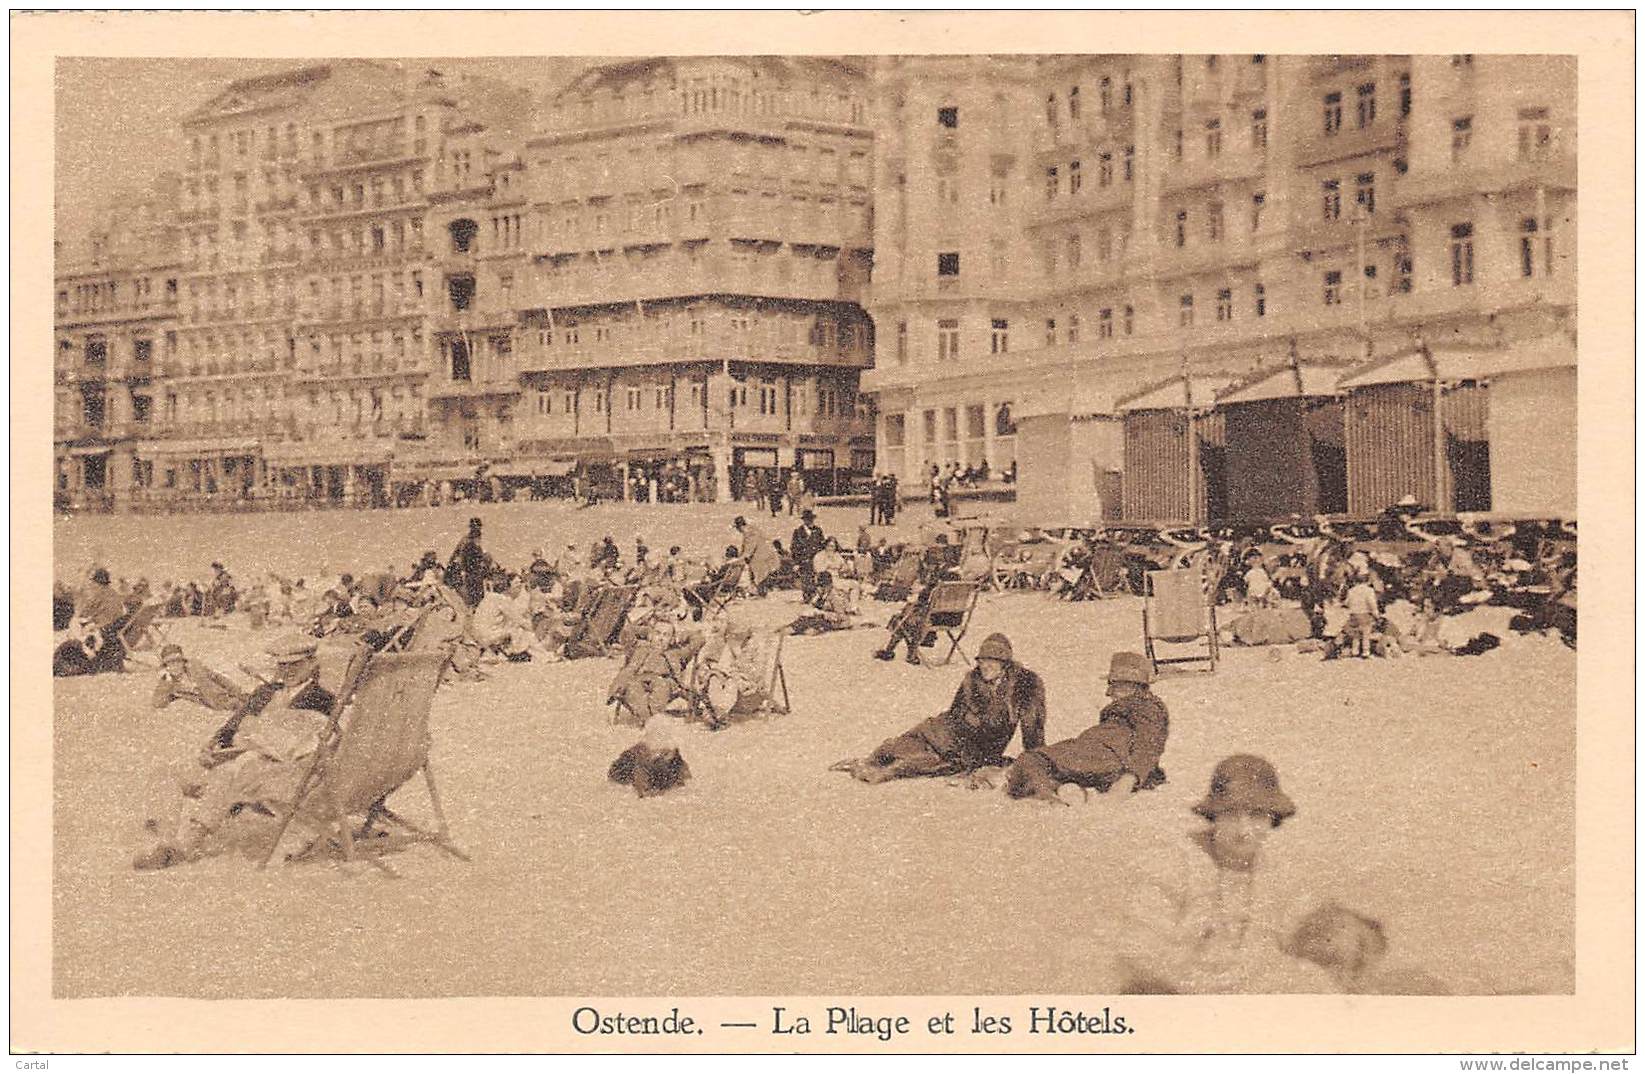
[1009,689,1170,796]
[449,535,490,609]
[608,742,692,797]
[906,663,1047,769]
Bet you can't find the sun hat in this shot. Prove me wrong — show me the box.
[976,633,1013,663]
[1192,754,1297,825]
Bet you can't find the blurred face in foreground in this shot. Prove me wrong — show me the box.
[1208,809,1271,872]
[976,657,1007,683]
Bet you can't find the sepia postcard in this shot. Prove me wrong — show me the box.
[11,8,1635,1057]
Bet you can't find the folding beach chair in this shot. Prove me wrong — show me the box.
[566,584,640,658]
[703,561,745,615]
[873,551,923,602]
[919,581,982,666]
[1142,567,1219,673]
[261,649,468,873]
[118,603,165,660]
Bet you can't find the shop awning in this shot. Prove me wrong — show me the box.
[492,458,577,478]
[1115,373,1235,413]
[64,443,114,457]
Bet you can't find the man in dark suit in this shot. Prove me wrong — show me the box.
[791,510,827,602]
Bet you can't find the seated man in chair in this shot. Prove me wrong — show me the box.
[835,633,1045,783]
[133,634,339,871]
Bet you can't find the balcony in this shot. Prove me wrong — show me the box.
[1390,154,1576,210]
[1162,150,1265,194]
[424,375,522,400]
[1292,119,1402,169]
[1023,182,1133,227]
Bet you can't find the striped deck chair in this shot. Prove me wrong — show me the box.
[566,584,640,658]
[696,629,792,724]
[261,649,468,873]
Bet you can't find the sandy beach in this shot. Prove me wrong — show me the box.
[51,502,1576,998]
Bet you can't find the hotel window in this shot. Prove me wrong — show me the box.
[1044,166,1059,200]
[1178,294,1194,328]
[923,409,937,443]
[1251,192,1266,231]
[1123,146,1134,182]
[1099,76,1112,114]
[990,319,1009,355]
[1205,118,1222,157]
[1207,202,1224,242]
[937,105,958,129]
[1044,319,1057,346]
[1067,314,1081,344]
[1520,217,1553,277]
[1098,226,1112,261]
[1323,270,1343,306]
[1068,85,1080,120]
[1342,175,1373,221]
[1123,305,1134,335]
[937,252,960,277]
[1066,233,1082,267]
[1518,108,1552,160]
[937,319,960,362]
[1323,92,1343,135]
[1322,179,1341,222]
[1251,109,1268,149]
[1172,129,1183,158]
[1069,160,1082,194]
[1451,117,1473,161]
[1216,289,1233,322]
[989,176,1009,206]
[1450,223,1474,285]
[1098,153,1113,187]
[1254,283,1266,317]
[1098,308,1114,339]
[896,321,908,363]
[1356,83,1376,128]
[1045,93,1058,130]
[1394,254,1413,294]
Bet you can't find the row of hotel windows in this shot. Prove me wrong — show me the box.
[60,277,179,316]
[556,78,867,128]
[538,144,871,196]
[188,115,429,171]
[525,314,867,352]
[882,405,1018,449]
[529,383,851,418]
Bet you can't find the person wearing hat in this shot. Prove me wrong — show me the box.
[873,542,961,665]
[733,514,782,595]
[1114,754,1338,994]
[791,509,827,602]
[151,643,247,713]
[834,632,1045,782]
[447,516,491,610]
[69,567,129,673]
[134,634,338,871]
[1003,652,1169,801]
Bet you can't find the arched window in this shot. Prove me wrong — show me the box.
[995,403,1017,437]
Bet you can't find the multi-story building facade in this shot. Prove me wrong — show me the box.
[864,54,1577,521]
[490,56,878,501]
[54,60,532,510]
[53,185,183,510]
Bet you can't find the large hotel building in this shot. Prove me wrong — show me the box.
[56,54,1576,520]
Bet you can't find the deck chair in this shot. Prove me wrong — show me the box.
[260,649,467,873]
[703,561,745,615]
[118,603,165,659]
[873,551,923,601]
[718,629,792,720]
[1143,567,1219,673]
[919,581,982,666]
[566,584,640,658]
